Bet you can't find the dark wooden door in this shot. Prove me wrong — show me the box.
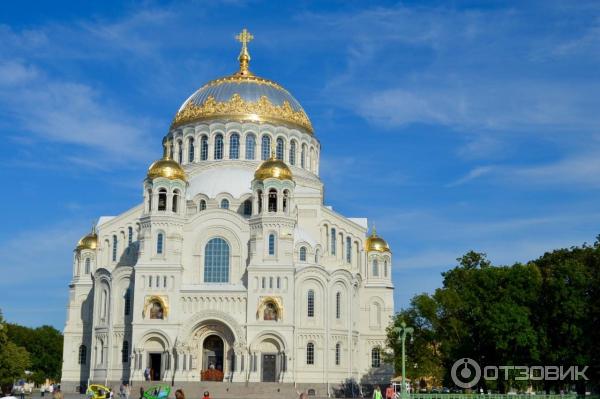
[262,354,277,382]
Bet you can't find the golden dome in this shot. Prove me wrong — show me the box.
[254,156,293,181]
[147,141,187,181]
[171,29,313,134]
[365,227,391,253]
[77,229,98,251]
[147,158,186,181]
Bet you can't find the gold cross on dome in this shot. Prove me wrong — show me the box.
[236,28,254,48]
[235,28,254,75]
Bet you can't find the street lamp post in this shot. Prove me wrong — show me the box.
[394,321,414,399]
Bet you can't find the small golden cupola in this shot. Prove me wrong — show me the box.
[254,152,293,181]
[76,226,98,251]
[365,226,391,253]
[147,140,187,181]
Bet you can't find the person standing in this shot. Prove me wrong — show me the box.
[139,387,144,399]
[124,384,130,399]
[174,390,185,399]
[373,386,383,399]
[385,385,395,399]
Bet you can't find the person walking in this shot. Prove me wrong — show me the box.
[124,384,130,399]
[139,387,144,399]
[202,391,210,399]
[373,386,383,399]
[174,390,185,399]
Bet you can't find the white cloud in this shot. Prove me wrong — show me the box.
[446,166,494,187]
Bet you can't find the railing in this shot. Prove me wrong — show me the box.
[408,395,585,399]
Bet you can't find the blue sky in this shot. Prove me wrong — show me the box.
[1,0,599,329]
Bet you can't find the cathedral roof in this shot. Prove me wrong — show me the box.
[171,29,313,134]
[365,226,391,253]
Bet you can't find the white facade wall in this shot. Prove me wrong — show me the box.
[61,119,394,390]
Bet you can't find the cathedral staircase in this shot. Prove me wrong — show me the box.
[124,382,329,399]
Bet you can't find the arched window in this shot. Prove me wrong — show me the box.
[261,135,271,160]
[214,133,224,160]
[262,277,266,289]
[301,144,307,168]
[306,342,314,365]
[158,188,167,211]
[200,135,208,160]
[229,133,240,159]
[220,199,229,209]
[335,343,341,366]
[245,134,256,159]
[307,289,315,318]
[172,189,180,213]
[188,137,195,162]
[336,291,341,319]
[276,277,281,289]
[299,246,307,262]
[78,345,87,365]
[268,189,277,212]
[371,348,381,368]
[257,189,263,213]
[268,234,275,255]
[148,276,152,288]
[128,226,133,247]
[243,199,252,216]
[315,249,320,263]
[289,140,296,165]
[124,289,131,316]
[384,260,388,277]
[147,189,152,211]
[276,137,284,160]
[149,301,164,319]
[157,233,164,254]
[204,238,230,283]
[122,340,129,363]
[330,228,336,255]
[85,258,91,274]
[346,237,352,263]
[112,235,118,262]
[282,190,289,213]
[177,139,183,163]
[372,259,379,277]
[199,199,207,211]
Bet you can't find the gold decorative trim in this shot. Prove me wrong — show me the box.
[171,94,314,133]
[202,74,286,91]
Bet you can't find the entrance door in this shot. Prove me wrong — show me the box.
[262,354,277,382]
[149,353,162,381]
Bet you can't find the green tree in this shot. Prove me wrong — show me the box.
[0,311,31,394]
[7,323,63,383]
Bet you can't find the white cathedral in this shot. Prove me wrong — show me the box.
[61,30,394,393]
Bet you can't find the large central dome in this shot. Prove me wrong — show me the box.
[171,29,313,133]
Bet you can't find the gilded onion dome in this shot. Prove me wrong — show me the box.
[76,227,98,251]
[171,29,313,133]
[365,226,391,253]
[255,154,293,181]
[147,141,187,181]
